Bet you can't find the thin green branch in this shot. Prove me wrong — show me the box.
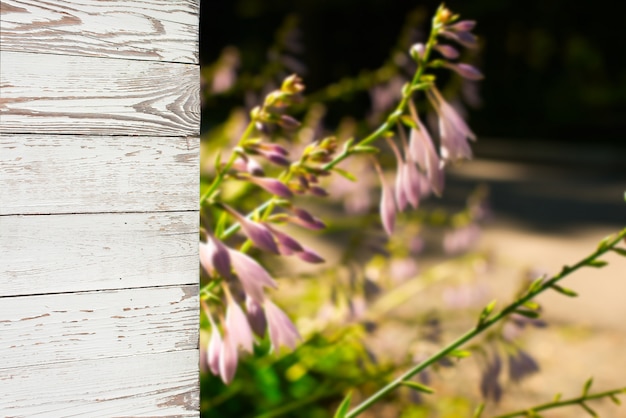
[343,227,626,418]
[494,387,626,418]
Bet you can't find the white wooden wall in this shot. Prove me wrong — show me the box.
[0,1,200,416]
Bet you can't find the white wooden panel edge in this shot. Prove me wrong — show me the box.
[0,0,199,64]
[0,135,198,215]
[0,349,199,417]
[0,211,197,297]
[0,285,197,369]
[0,51,200,136]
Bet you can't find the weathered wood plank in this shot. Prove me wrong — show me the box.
[0,285,197,369]
[0,51,200,136]
[0,212,197,297]
[0,349,199,417]
[0,0,199,64]
[0,135,198,215]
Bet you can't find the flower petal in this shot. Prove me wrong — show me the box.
[228,248,277,304]
[264,298,301,351]
[219,331,239,384]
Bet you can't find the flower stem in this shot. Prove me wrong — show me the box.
[344,227,626,418]
[494,387,626,418]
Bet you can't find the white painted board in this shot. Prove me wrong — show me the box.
[0,51,200,136]
[0,212,197,297]
[0,0,199,64]
[0,349,199,417]
[0,135,198,215]
[0,285,197,369]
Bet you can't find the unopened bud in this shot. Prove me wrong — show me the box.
[281,74,305,94]
[410,43,425,61]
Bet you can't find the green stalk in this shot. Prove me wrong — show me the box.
[494,388,626,418]
[344,228,626,418]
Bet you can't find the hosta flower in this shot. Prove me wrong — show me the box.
[264,298,301,351]
[434,44,459,59]
[245,296,267,337]
[223,205,279,254]
[427,86,475,161]
[200,235,232,279]
[246,176,293,198]
[206,315,222,376]
[442,62,484,80]
[508,349,539,382]
[408,110,444,196]
[374,160,396,236]
[228,248,277,304]
[219,330,239,385]
[266,225,304,255]
[225,296,254,353]
[288,207,326,230]
[296,246,325,264]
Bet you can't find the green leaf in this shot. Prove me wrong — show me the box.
[400,381,435,394]
[550,284,578,297]
[580,402,598,417]
[612,247,626,257]
[514,309,540,319]
[471,402,485,418]
[334,391,352,418]
[333,167,357,182]
[582,377,593,396]
[587,260,608,268]
[523,300,540,310]
[449,349,472,359]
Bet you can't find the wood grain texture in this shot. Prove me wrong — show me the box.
[0,285,197,369]
[0,349,199,417]
[0,135,198,215]
[0,0,199,64]
[0,51,200,136]
[0,211,197,297]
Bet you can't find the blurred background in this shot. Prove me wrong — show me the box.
[200,1,626,416]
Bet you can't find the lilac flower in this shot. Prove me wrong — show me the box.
[264,298,301,351]
[219,330,239,384]
[225,296,254,353]
[408,113,445,196]
[223,205,279,254]
[427,86,475,161]
[227,248,277,304]
[442,62,484,80]
[199,235,232,279]
[374,160,396,236]
[245,296,267,337]
[247,176,293,198]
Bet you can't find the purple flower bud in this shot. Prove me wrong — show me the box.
[448,20,476,32]
[435,44,460,59]
[287,207,326,230]
[245,157,265,176]
[440,30,478,49]
[225,297,254,353]
[248,176,293,198]
[223,205,279,254]
[258,143,289,156]
[278,114,301,129]
[443,62,484,80]
[410,43,425,60]
[309,186,329,197]
[264,298,301,351]
[266,225,304,255]
[199,235,232,279]
[265,152,290,167]
[374,161,396,236]
[219,331,238,384]
[296,247,325,264]
[228,248,277,304]
[245,296,267,337]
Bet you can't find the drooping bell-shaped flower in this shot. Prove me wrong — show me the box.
[200,235,232,279]
[408,104,445,196]
[264,298,301,351]
[219,330,238,385]
[227,248,277,304]
[266,225,303,255]
[427,86,475,161]
[206,314,222,376]
[225,296,254,353]
[399,134,421,209]
[374,160,396,236]
[386,137,408,212]
[245,296,267,337]
[434,44,459,59]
